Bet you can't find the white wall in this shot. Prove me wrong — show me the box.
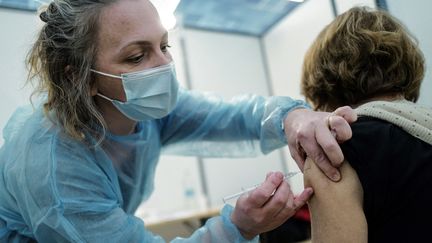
[386,0,432,106]
[0,9,37,145]
[176,28,286,206]
[181,29,270,97]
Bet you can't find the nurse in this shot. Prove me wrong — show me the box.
[0,0,355,242]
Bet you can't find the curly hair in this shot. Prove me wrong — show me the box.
[27,0,117,141]
[301,7,425,111]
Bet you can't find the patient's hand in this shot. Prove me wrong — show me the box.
[284,106,357,181]
[231,171,313,240]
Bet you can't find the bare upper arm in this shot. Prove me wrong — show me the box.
[304,158,367,243]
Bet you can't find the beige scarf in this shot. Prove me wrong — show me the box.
[355,99,432,146]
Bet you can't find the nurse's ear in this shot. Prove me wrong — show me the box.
[87,67,98,96]
[90,80,98,96]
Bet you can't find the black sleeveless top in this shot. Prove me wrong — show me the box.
[341,117,432,243]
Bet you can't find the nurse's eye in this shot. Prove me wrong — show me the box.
[127,54,145,64]
[161,44,171,53]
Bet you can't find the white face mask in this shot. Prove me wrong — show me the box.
[91,62,179,121]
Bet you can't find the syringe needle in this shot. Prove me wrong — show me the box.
[222,171,300,203]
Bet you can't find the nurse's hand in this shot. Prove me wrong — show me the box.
[283,106,357,181]
[231,172,313,240]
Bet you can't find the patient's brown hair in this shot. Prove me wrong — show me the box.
[301,7,425,111]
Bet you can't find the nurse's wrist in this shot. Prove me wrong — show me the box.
[220,204,259,242]
[236,227,257,240]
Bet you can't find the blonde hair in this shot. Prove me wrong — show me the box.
[27,0,116,141]
[301,7,425,111]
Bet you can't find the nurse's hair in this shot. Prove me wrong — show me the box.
[301,7,425,111]
[27,0,117,141]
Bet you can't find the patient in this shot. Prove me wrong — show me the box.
[301,7,432,243]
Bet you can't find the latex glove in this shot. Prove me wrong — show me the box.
[284,106,357,181]
[231,171,313,240]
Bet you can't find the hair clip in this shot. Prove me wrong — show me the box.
[39,11,48,23]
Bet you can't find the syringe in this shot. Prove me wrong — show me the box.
[222,171,301,203]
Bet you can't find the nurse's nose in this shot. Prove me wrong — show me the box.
[150,48,172,68]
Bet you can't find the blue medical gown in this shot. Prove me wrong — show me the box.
[0,88,307,242]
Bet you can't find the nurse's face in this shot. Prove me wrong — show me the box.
[93,0,172,102]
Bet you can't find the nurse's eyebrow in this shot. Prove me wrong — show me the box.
[121,31,169,51]
[120,41,151,52]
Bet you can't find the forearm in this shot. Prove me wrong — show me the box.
[161,89,308,157]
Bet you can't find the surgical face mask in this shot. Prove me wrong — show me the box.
[91,62,179,121]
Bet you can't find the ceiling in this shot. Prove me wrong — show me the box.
[175,0,303,37]
[0,0,304,37]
